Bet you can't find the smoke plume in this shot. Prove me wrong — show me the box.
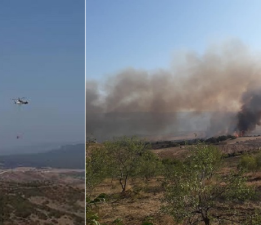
[237,89,261,135]
[86,40,261,141]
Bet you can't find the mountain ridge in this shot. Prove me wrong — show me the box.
[0,143,85,169]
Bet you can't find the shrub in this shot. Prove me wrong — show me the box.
[112,218,124,225]
[142,222,153,225]
[239,154,258,172]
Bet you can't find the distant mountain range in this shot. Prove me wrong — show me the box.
[0,141,83,155]
[0,143,85,169]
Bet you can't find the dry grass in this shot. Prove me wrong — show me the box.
[91,178,175,225]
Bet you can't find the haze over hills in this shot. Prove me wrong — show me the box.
[0,143,85,169]
[0,141,84,156]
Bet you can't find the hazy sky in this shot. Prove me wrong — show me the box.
[0,1,85,148]
[86,0,261,80]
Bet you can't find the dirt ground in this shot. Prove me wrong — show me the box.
[91,178,175,225]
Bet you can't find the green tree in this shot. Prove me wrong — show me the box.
[138,148,162,181]
[86,142,108,197]
[162,144,255,225]
[104,136,154,193]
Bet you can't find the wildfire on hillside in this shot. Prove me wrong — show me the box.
[86,41,261,140]
[233,131,246,137]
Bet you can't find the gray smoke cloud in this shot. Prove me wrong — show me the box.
[86,40,261,141]
[237,88,261,135]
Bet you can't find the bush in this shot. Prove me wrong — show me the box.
[97,193,108,199]
[112,218,124,225]
[142,216,154,225]
[239,155,256,172]
[142,222,153,225]
[255,153,261,170]
[86,209,100,225]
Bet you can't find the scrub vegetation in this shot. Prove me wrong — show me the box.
[87,136,261,225]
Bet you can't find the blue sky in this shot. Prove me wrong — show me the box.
[0,1,85,149]
[86,0,261,80]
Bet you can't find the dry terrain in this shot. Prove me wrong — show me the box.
[90,136,261,225]
[0,168,85,225]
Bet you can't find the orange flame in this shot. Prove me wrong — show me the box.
[233,131,245,137]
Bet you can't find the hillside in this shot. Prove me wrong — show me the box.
[88,137,261,225]
[0,144,85,169]
[0,181,85,225]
